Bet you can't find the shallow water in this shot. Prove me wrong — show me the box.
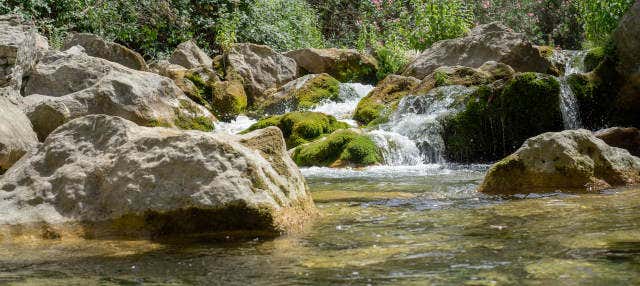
[2,165,640,285]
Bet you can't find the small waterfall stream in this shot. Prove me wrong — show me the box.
[312,83,374,126]
[555,50,587,130]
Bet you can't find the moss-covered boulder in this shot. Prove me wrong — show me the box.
[292,129,382,167]
[414,61,515,95]
[285,48,378,83]
[186,72,248,122]
[243,112,349,148]
[353,75,421,126]
[478,130,640,195]
[442,72,563,162]
[257,74,341,115]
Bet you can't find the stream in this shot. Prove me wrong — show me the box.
[1,76,639,285]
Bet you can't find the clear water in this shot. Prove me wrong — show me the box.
[2,166,640,285]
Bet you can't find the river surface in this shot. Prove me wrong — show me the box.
[2,164,640,285]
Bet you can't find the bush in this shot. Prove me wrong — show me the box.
[576,0,635,47]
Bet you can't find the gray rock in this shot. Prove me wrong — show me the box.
[402,22,554,79]
[0,115,315,238]
[169,40,213,69]
[21,47,215,141]
[0,14,48,94]
[0,96,38,173]
[226,43,298,102]
[594,127,640,157]
[614,1,640,76]
[63,33,148,71]
[285,48,378,83]
[479,130,640,195]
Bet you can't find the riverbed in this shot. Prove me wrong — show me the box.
[1,164,639,285]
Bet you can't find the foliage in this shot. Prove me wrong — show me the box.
[235,0,324,52]
[576,0,635,47]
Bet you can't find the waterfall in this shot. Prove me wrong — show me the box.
[312,83,374,126]
[554,50,586,130]
[374,85,477,164]
[214,115,257,134]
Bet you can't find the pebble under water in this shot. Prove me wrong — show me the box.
[1,164,640,285]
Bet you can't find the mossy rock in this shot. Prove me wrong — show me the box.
[285,48,379,84]
[292,129,382,167]
[173,99,215,132]
[353,75,421,126]
[442,73,563,162]
[584,47,606,73]
[257,74,340,115]
[414,62,515,97]
[243,111,349,148]
[186,73,247,121]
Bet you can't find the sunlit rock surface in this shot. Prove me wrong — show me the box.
[0,115,315,239]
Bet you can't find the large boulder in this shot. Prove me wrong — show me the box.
[21,47,215,141]
[479,130,640,195]
[353,75,421,126]
[169,40,213,69]
[414,61,516,95]
[0,14,48,95]
[594,127,640,157]
[613,1,640,126]
[0,96,38,173]
[225,43,298,103]
[63,33,148,71]
[0,115,316,239]
[401,22,554,79]
[257,73,341,116]
[285,48,378,83]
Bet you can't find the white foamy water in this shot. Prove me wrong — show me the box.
[300,163,489,179]
[368,130,423,166]
[554,50,586,130]
[312,83,374,126]
[213,115,257,134]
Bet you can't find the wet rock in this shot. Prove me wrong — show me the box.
[594,127,640,157]
[353,75,421,126]
[285,48,378,83]
[291,129,381,168]
[226,43,298,103]
[613,1,640,126]
[0,96,38,173]
[257,73,341,116]
[479,129,640,195]
[402,22,554,79]
[169,40,213,69]
[243,111,348,149]
[0,115,315,238]
[63,33,148,71]
[21,47,215,141]
[414,61,515,95]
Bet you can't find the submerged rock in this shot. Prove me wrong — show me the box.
[0,115,315,239]
[479,130,640,195]
[285,48,378,83]
[291,129,381,168]
[594,127,640,157]
[225,43,298,103]
[353,75,421,126]
[21,47,215,140]
[169,40,213,69]
[243,111,348,149]
[257,73,341,116]
[402,22,554,79]
[63,33,148,71]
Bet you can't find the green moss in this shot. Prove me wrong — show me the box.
[146,119,172,128]
[434,70,449,86]
[184,73,213,109]
[211,81,247,121]
[584,47,606,72]
[353,75,419,126]
[243,112,348,148]
[292,129,381,167]
[332,55,377,83]
[538,46,555,59]
[173,99,215,132]
[295,74,341,109]
[442,73,564,163]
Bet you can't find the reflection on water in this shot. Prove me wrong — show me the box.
[2,166,640,285]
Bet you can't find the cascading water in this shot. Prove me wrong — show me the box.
[554,50,587,130]
[214,115,257,134]
[374,85,477,164]
[312,83,374,126]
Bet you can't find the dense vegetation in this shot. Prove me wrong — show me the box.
[0,0,634,65]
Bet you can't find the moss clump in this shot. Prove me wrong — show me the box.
[292,129,381,167]
[353,75,420,126]
[294,74,341,110]
[332,54,378,84]
[243,111,348,148]
[173,99,215,132]
[186,73,247,121]
[442,73,563,162]
[584,47,606,73]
